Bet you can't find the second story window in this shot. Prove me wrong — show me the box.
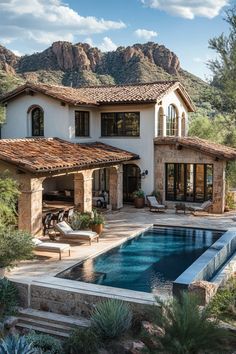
[101,112,140,137]
[166,104,178,136]
[75,111,90,137]
[32,107,44,136]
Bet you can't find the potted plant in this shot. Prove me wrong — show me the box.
[70,211,92,230]
[0,228,34,278]
[90,210,105,235]
[133,189,145,208]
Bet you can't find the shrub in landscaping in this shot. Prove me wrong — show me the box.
[151,292,228,354]
[0,278,18,319]
[70,212,91,230]
[0,228,34,269]
[26,332,62,354]
[209,277,236,322]
[63,328,99,354]
[0,335,35,354]
[91,299,132,339]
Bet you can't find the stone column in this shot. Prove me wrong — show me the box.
[212,161,226,213]
[18,176,44,236]
[74,170,93,213]
[109,165,123,210]
[177,115,182,137]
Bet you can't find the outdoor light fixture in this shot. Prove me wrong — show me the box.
[141,169,148,178]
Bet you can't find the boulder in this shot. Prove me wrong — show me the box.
[141,321,164,350]
[188,281,217,305]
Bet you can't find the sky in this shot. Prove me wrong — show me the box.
[0,0,233,80]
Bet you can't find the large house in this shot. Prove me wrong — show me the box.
[0,80,236,235]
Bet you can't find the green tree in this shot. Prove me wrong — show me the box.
[0,173,19,229]
[208,6,236,125]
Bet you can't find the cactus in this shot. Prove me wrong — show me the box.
[0,335,35,354]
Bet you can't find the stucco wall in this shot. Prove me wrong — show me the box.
[154,144,226,213]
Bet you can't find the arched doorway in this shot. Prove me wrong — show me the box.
[123,164,141,202]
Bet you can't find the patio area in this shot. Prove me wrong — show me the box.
[8,205,236,281]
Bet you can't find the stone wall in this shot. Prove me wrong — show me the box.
[154,144,226,213]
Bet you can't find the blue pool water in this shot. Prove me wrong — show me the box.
[58,226,223,293]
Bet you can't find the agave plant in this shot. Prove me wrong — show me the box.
[152,292,229,354]
[0,335,35,354]
[91,299,132,339]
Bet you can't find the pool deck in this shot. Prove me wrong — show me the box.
[9,206,236,282]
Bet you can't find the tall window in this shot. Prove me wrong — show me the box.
[166,163,213,202]
[75,111,90,137]
[31,107,44,136]
[101,112,140,137]
[166,104,178,136]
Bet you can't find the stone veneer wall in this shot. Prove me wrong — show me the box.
[154,144,226,213]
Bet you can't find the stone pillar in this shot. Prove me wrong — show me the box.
[74,170,93,213]
[109,165,123,210]
[18,176,44,236]
[212,161,226,213]
[177,116,182,137]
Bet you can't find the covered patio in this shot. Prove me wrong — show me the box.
[0,138,138,235]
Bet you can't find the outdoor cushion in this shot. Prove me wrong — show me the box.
[55,221,99,244]
[147,196,165,208]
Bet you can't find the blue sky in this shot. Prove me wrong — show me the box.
[0,0,231,80]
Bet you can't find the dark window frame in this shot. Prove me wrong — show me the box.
[31,107,44,137]
[101,112,140,137]
[165,163,213,203]
[75,111,90,137]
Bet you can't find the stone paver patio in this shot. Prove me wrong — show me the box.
[9,206,236,281]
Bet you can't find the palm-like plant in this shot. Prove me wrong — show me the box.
[0,335,35,354]
[152,292,229,354]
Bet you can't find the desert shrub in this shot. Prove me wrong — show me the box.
[0,278,18,319]
[63,328,99,354]
[26,332,62,354]
[91,299,132,339]
[70,212,91,230]
[151,292,228,354]
[0,335,35,354]
[209,277,236,322]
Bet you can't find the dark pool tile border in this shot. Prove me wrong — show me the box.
[173,228,236,296]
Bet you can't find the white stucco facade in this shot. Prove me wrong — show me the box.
[1,88,189,196]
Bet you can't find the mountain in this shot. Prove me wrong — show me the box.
[0,41,214,108]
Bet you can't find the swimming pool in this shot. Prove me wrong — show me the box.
[57,226,224,293]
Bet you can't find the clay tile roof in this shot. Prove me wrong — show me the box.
[154,136,236,160]
[0,81,195,111]
[0,138,139,174]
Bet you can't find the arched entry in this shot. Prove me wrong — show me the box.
[123,164,141,202]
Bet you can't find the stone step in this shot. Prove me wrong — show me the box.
[16,322,70,338]
[18,308,90,328]
[16,317,73,333]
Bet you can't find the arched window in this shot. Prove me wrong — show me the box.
[166,104,178,136]
[157,107,164,136]
[31,107,44,136]
[181,112,186,137]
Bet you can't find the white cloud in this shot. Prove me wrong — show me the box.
[0,0,126,49]
[12,49,23,56]
[134,28,158,41]
[141,0,229,19]
[98,37,118,52]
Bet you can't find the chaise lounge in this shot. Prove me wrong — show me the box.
[146,195,166,212]
[188,200,213,213]
[32,238,71,260]
[55,221,99,245]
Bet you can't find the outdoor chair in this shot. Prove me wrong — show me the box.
[146,195,166,212]
[188,200,213,213]
[42,213,53,236]
[55,221,99,245]
[32,238,71,260]
[64,207,74,222]
[57,209,65,222]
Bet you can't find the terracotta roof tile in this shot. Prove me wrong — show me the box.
[154,136,236,160]
[0,138,138,173]
[0,81,195,111]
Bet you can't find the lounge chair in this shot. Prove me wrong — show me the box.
[146,195,166,212]
[32,238,71,260]
[188,200,213,213]
[55,221,99,245]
